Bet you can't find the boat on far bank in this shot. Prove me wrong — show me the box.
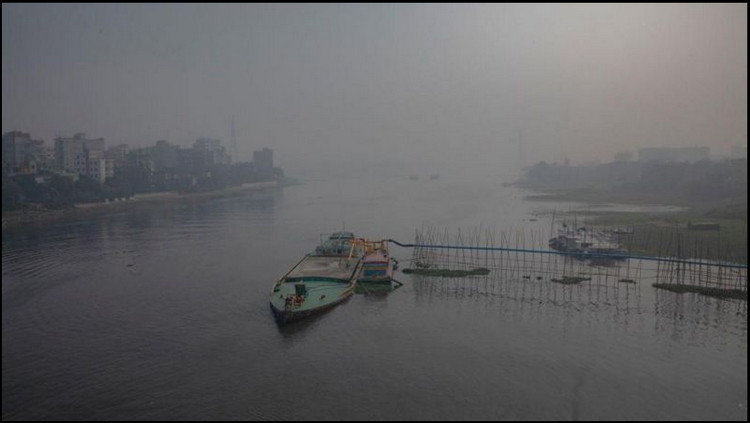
[549,228,627,259]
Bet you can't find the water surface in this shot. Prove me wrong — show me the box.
[2,172,747,420]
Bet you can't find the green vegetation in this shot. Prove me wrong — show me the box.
[551,276,591,285]
[582,210,748,265]
[520,158,748,265]
[653,283,747,300]
[402,267,491,277]
[3,173,114,210]
[2,161,281,212]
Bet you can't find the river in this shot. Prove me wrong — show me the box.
[2,170,747,420]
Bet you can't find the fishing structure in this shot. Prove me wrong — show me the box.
[389,224,747,302]
[270,222,746,325]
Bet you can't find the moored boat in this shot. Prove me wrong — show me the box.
[270,232,363,324]
[314,231,359,256]
[549,231,627,259]
[356,240,394,284]
[548,234,584,253]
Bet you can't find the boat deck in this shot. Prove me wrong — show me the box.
[270,278,355,313]
[285,255,360,281]
[358,249,393,283]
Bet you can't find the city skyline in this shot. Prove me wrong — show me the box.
[3,4,747,176]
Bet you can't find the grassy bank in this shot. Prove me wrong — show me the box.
[523,187,698,208]
[578,210,748,265]
[523,184,747,265]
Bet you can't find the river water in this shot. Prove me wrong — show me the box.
[2,170,747,420]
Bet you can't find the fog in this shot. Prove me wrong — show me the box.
[3,3,747,179]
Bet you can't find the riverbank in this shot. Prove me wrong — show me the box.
[522,186,747,265]
[523,185,746,214]
[2,181,277,230]
[587,210,747,265]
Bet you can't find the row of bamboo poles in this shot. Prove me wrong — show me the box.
[406,223,747,294]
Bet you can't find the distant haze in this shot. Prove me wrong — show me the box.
[3,4,747,178]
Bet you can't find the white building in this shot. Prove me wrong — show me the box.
[55,133,106,181]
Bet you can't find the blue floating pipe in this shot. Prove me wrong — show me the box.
[387,239,748,270]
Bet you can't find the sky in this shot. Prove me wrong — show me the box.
[2,3,747,177]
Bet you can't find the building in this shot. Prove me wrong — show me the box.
[87,152,107,183]
[150,140,180,171]
[194,137,230,166]
[613,151,633,162]
[253,147,273,179]
[55,133,106,180]
[2,131,47,175]
[55,135,86,174]
[105,159,115,179]
[39,146,56,172]
[177,148,204,175]
[2,132,17,173]
[637,147,710,163]
[105,144,130,175]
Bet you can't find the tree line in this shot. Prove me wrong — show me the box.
[2,161,282,212]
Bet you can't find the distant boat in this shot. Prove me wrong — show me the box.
[270,232,363,324]
[429,174,440,180]
[314,231,361,256]
[549,234,584,253]
[409,175,419,180]
[549,230,626,258]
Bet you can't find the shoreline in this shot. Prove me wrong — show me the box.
[519,185,747,265]
[2,180,278,230]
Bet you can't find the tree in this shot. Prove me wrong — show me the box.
[74,175,105,203]
[2,176,25,210]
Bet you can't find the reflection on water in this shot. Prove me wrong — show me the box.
[2,178,747,421]
[355,282,400,297]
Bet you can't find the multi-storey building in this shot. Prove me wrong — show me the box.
[105,144,130,176]
[2,131,47,175]
[55,133,106,180]
[194,137,230,166]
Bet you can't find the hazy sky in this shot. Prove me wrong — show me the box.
[2,3,747,175]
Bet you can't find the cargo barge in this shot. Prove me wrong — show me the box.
[270,232,363,324]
